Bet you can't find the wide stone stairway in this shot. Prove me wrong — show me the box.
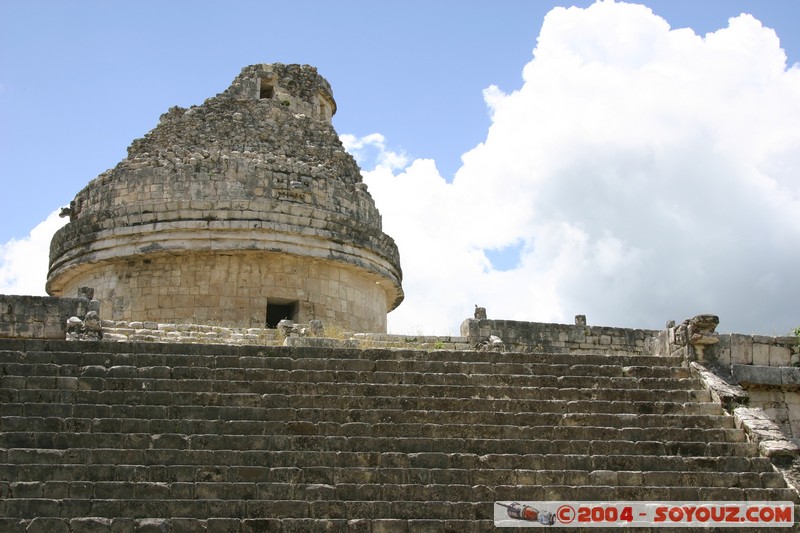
[0,339,797,531]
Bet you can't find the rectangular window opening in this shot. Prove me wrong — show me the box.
[260,79,274,99]
[266,300,298,328]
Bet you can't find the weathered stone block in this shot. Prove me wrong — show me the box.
[732,364,782,387]
[730,334,753,365]
[770,345,792,367]
[780,367,800,389]
[749,389,786,403]
[68,517,114,532]
[717,347,732,367]
[758,439,799,458]
[783,391,800,406]
[210,518,244,532]
[753,343,770,366]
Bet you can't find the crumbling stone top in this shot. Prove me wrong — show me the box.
[222,63,336,114]
[48,63,403,310]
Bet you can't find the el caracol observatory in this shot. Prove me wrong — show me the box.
[47,63,403,332]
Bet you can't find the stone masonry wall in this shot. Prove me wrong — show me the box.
[460,318,657,354]
[716,334,800,446]
[0,295,90,340]
[715,334,796,368]
[57,252,389,331]
[97,322,474,351]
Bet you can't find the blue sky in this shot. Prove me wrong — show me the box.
[2,1,799,335]
[2,0,798,242]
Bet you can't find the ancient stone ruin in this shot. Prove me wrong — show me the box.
[0,64,799,530]
[46,64,403,333]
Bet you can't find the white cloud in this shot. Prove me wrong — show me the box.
[360,0,800,336]
[0,210,67,296]
[340,133,409,171]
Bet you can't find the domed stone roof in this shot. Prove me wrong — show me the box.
[47,63,403,332]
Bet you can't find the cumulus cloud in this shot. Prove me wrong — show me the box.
[0,210,67,296]
[359,0,800,335]
[340,133,409,171]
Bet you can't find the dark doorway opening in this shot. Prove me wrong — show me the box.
[266,301,297,328]
[260,79,274,99]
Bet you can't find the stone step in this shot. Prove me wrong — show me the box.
[2,453,775,480]
[2,437,760,461]
[1,394,721,423]
[2,486,797,520]
[2,466,786,493]
[0,345,685,369]
[0,402,734,434]
[1,410,737,435]
[0,396,725,420]
[1,371,701,394]
[0,399,733,433]
[0,423,747,452]
[0,517,498,533]
[4,378,713,403]
[0,357,693,379]
[0,517,492,533]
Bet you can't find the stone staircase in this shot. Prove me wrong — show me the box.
[0,338,797,531]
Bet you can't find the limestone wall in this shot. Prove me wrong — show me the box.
[96,323,475,351]
[55,252,390,331]
[714,334,800,446]
[0,295,89,339]
[460,318,657,354]
[715,334,796,368]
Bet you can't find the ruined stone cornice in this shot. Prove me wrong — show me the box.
[47,220,403,311]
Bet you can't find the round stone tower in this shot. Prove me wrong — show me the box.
[47,64,403,332]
